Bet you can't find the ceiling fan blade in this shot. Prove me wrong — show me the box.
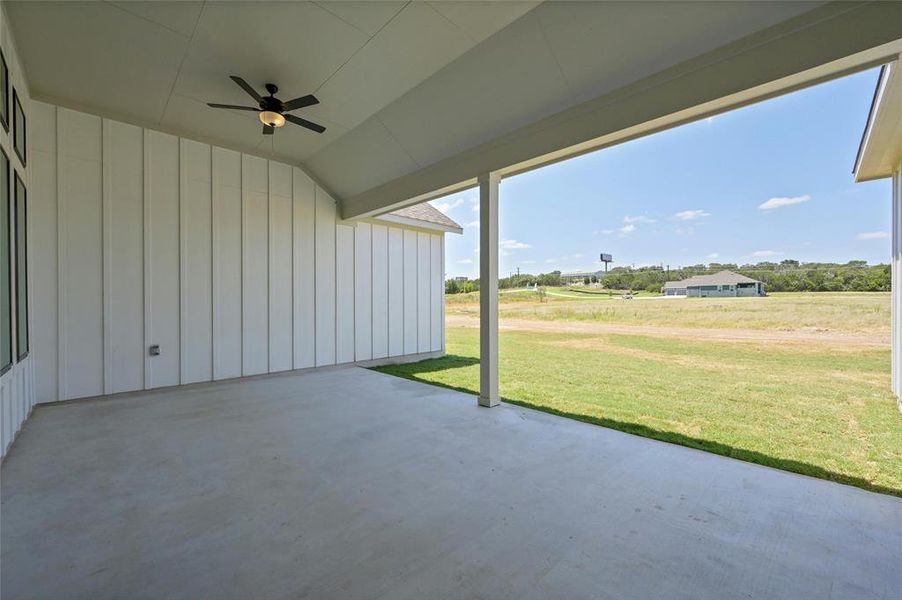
[262,124,275,135]
[282,94,319,112]
[207,103,259,111]
[230,75,262,103]
[285,114,326,134]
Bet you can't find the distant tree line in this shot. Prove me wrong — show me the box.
[446,260,890,294]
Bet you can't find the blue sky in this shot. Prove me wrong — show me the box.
[433,67,891,279]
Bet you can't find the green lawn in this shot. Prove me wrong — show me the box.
[374,326,902,496]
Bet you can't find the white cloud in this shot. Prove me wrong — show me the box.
[545,258,556,264]
[672,209,710,221]
[499,239,531,250]
[521,260,536,265]
[758,195,811,211]
[464,221,480,229]
[458,258,473,264]
[857,231,888,240]
[707,253,720,259]
[619,224,636,234]
[595,229,615,235]
[623,215,656,224]
[432,198,463,214]
[751,250,782,258]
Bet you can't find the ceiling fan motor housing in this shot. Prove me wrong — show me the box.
[260,95,283,113]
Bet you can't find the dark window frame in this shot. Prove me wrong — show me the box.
[0,148,11,376]
[13,170,27,361]
[12,87,25,166]
[0,49,8,134]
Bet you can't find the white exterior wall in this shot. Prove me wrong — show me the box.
[893,166,901,406]
[1,6,36,458]
[29,102,447,405]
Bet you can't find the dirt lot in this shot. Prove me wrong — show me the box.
[447,314,889,349]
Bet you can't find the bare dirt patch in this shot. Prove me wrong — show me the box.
[446,315,889,350]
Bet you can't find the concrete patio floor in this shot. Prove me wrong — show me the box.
[2,367,900,599]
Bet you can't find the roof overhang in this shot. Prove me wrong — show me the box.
[344,1,902,219]
[372,213,462,235]
[854,60,902,182]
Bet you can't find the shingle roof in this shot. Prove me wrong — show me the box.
[665,270,761,288]
[388,202,462,231]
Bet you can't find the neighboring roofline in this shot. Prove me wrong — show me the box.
[853,63,890,178]
[664,270,763,287]
[372,213,463,234]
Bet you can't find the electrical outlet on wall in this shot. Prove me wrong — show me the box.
[148,345,160,357]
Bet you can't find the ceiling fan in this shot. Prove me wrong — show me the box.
[207,75,326,135]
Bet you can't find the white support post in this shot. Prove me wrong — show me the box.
[479,171,500,407]
[893,167,902,409]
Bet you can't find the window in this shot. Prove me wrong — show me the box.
[0,150,10,374]
[0,50,8,134]
[12,89,24,166]
[14,171,26,360]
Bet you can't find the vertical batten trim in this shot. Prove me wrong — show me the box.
[177,138,182,385]
[387,227,390,356]
[56,107,67,401]
[334,199,338,365]
[240,155,247,375]
[288,166,297,369]
[101,119,112,394]
[208,144,214,379]
[238,154,243,376]
[178,138,187,384]
[312,185,317,366]
[211,148,221,378]
[371,222,375,359]
[265,161,270,370]
[267,161,272,372]
[401,228,405,355]
[142,129,152,389]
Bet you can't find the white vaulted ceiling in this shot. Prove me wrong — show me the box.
[10,0,886,212]
[6,0,537,165]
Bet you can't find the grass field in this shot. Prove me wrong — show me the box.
[447,289,890,333]
[375,291,902,495]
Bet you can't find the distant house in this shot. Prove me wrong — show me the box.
[663,271,764,297]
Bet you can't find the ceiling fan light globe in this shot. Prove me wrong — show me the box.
[259,110,285,128]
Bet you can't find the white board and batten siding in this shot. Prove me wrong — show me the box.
[29,102,447,405]
[1,5,36,458]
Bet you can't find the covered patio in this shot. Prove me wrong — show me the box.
[3,367,899,599]
[1,2,901,597]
